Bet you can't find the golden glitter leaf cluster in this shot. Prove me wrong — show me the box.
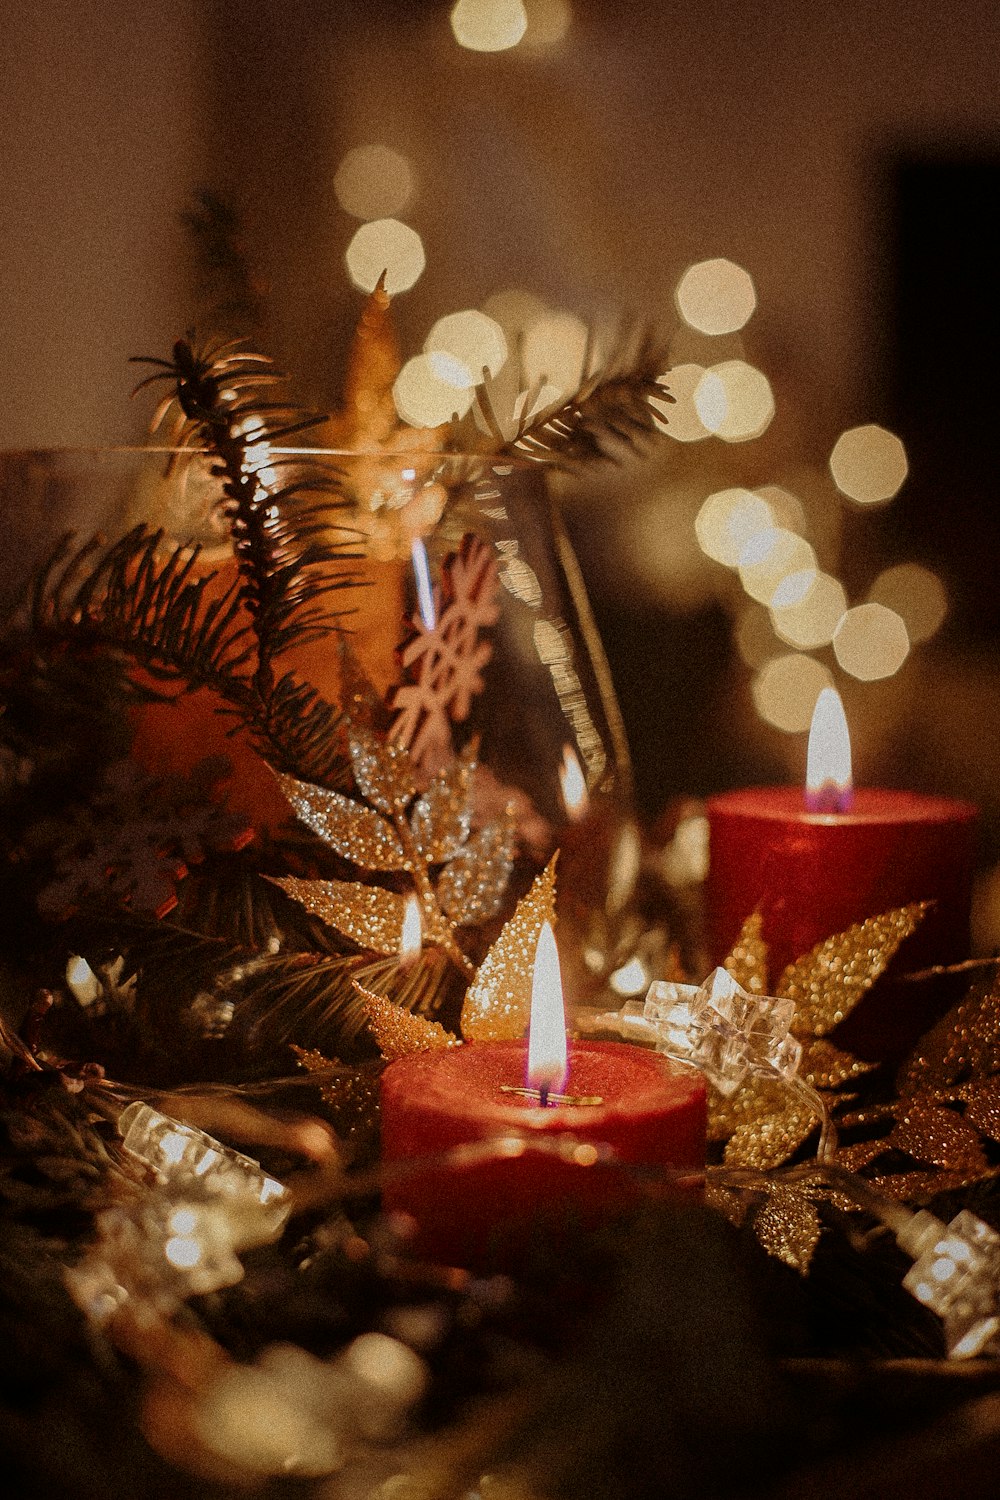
[714,903,927,1171]
[274,720,515,982]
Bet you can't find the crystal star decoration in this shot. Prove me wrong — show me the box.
[644,967,802,1098]
[901,1209,1000,1358]
[708,903,926,1169]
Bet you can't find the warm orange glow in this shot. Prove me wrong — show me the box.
[558,744,589,820]
[400,895,423,963]
[805,686,853,812]
[527,921,568,1100]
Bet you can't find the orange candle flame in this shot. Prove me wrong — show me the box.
[527,921,568,1103]
[400,894,423,964]
[806,687,853,813]
[558,744,589,822]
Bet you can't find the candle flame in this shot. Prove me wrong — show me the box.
[400,895,423,963]
[806,686,853,812]
[527,921,568,1100]
[559,744,589,821]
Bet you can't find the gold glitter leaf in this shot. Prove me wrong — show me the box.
[871,1167,996,1203]
[437,810,517,927]
[348,724,419,814]
[705,1180,752,1229]
[277,771,408,871]
[960,1081,1000,1144]
[777,902,928,1038]
[723,1087,820,1169]
[836,1138,890,1172]
[898,972,1000,1095]
[753,1186,822,1274]
[410,742,476,863]
[292,1046,381,1146]
[801,1037,876,1091]
[271,876,407,956]
[724,910,769,994]
[889,1098,988,1173]
[355,983,460,1059]
[460,856,558,1041]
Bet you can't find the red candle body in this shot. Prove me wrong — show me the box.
[706,787,977,1060]
[380,1040,706,1266]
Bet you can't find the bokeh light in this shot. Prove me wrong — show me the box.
[426,310,508,382]
[695,487,773,566]
[522,0,572,48]
[393,354,475,428]
[334,145,414,221]
[771,572,848,649]
[656,361,710,438]
[752,653,833,733]
[651,362,711,442]
[694,361,774,442]
[345,219,425,295]
[738,527,817,607]
[675,258,757,335]
[869,563,947,643]
[451,0,527,51]
[735,604,780,668]
[829,424,908,504]
[522,311,589,397]
[756,483,808,535]
[833,602,910,680]
[482,287,549,338]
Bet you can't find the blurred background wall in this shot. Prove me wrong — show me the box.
[2,0,999,930]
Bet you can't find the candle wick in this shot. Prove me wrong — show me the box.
[806,781,853,814]
[539,1085,550,1108]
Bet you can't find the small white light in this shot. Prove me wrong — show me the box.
[159,1131,189,1166]
[164,1234,202,1269]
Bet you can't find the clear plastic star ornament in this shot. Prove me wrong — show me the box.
[643,967,802,1097]
[901,1208,1000,1358]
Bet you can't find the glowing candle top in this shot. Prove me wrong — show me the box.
[805,686,853,813]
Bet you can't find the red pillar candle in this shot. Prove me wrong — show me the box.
[380,1039,706,1266]
[380,919,705,1266]
[706,690,977,1061]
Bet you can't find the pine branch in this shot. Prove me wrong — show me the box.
[486,329,674,466]
[130,335,363,700]
[31,527,257,704]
